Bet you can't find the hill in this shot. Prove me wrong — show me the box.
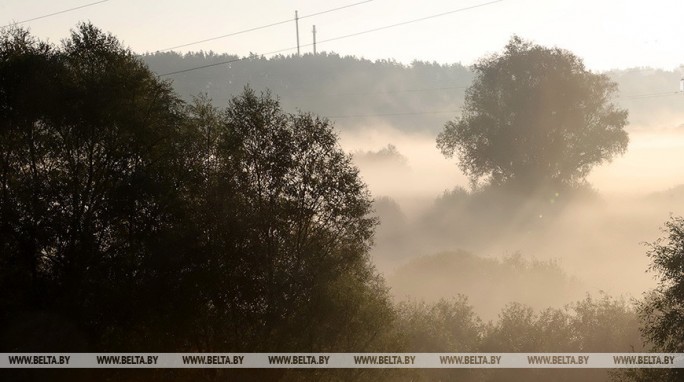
[142,51,684,133]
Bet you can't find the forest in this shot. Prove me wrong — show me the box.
[1,23,684,382]
[141,48,684,134]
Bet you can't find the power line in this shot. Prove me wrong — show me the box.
[159,0,505,77]
[160,57,246,76]
[300,0,373,20]
[324,90,682,119]
[325,92,683,119]
[159,0,374,52]
[328,110,459,119]
[315,88,683,119]
[202,84,470,105]
[621,91,682,100]
[186,79,682,110]
[290,85,469,98]
[2,0,110,29]
[161,22,291,53]
[196,85,681,121]
[288,85,682,100]
[315,0,504,47]
[290,85,679,101]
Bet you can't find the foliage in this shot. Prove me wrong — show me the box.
[0,23,187,352]
[481,295,641,382]
[437,36,629,190]
[392,294,641,382]
[142,51,684,137]
[142,51,474,132]
[640,216,684,352]
[182,89,396,354]
[389,251,580,319]
[618,216,684,382]
[396,296,483,351]
[0,23,666,382]
[0,25,398,382]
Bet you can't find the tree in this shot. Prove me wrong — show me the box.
[185,89,397,354]
[624,216,684,382]
[437,36,628,191]
[394,297,482,382]
[640,216,684,353]
[0,23,192,353]
[175,91,400,381]
[0,22,397,366]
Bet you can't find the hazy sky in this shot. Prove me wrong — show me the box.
[2,0,684,71]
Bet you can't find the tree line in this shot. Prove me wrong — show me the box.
[142,48,683,134]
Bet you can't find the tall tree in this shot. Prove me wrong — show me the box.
[437,36,629,191]
[0,23,190,352]
[185,89,396,354]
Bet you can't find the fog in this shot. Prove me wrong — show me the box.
[589,127,684,194]
[341,124,467,212]
[343,123,684,319]
[139,48,684,337]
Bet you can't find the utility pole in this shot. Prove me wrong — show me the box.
[312,25,317,55]
[295,11,300,56]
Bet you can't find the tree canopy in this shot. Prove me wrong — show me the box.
[615,216,684,382]
[0,24,396,368]
[0,23,188,352]
[640,216,684,349]
[437,36,629,191]
[183,89,396,354]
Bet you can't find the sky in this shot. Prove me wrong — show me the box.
[2,0,684,72]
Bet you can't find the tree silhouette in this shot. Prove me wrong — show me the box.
[0,25,397,374]
[623,216,684,382]
[0,23,189,352]
[640,216,684,354]
[437,36,629,191]
[183,89,396,355]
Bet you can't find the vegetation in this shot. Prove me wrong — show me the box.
[640,216,684,354]
[437,36,629,191]
[389,251,580,319]
[616,216,684,382]
[143,51,474,132]
[1,23,189,352]
[1,24,680,382]
[0,24,397,381]
[142,47,684,136]
[392,294,642,382]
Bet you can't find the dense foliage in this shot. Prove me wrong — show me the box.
[617,216,684,382]
[143,50,473,133]
[437,36,629,190]
[0,25,397,382]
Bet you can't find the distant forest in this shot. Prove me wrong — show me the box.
[142,51,684,132]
